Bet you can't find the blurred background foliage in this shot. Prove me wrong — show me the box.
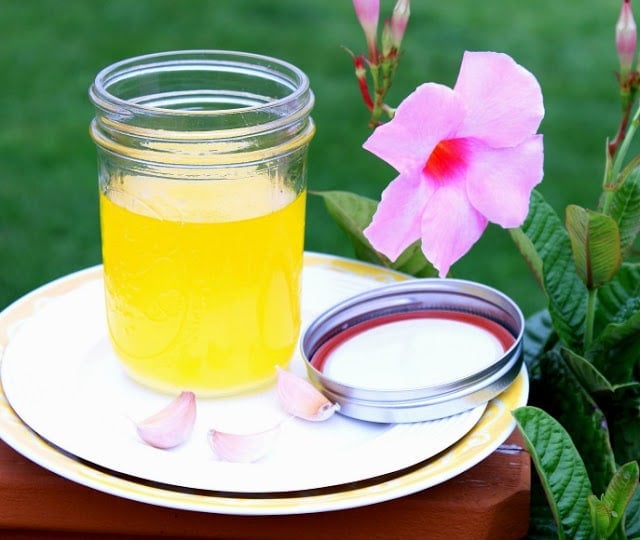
[0,0,622,314]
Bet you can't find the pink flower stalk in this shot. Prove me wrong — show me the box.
[363,51,544,277]
[353,0,380,61]
[353,54,375,110]
[390,0,410,49]
[616,0,637,74]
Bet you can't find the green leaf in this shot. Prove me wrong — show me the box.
[588,310,640,381]
[565,205,622,289]
[589,307,640,359]
[513,406,594,539]
[312,190,383,262]
[561,347,639,398]
[562,347,615,393]
[540,350,617,496]
[587,494,611,538]
[601,461,640,537]
[390,240,439,278]
[513,190,588,351]
[595,263,640,326]
[509,226,544,288]
[589,263,640,380]
[312,190,438,277]
[605,165,640,256]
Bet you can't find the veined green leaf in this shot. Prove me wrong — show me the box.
[513,190,588,351]
[514,406,593,539]
[565,205,622,289]
[605,165,640,256]
[313,190,438,277]
[601,461,640,537]
[540,350,617,496]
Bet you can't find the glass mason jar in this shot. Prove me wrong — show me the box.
[89,50,315,396]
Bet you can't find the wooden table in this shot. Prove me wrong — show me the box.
[0,431,530,540]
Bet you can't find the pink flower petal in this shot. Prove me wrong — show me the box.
[363,83,465,174]
[420,183,488,277]
[465,135,544,227]
[364,171,433,261]
[454,51,544,148]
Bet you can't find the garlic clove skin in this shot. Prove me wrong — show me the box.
[208,425,279,463]
[276,366,339,421]
[135,391,197,449]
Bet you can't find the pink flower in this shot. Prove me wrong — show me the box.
[363,51,544,277]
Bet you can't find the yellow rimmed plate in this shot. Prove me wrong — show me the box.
[0,252,528,515]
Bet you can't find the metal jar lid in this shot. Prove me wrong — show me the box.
[301,279,525,423]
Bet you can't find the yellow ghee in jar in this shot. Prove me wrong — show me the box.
[99,176,305,395]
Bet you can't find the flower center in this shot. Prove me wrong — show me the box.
[424,139,468,182]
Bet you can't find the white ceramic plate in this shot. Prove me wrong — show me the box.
[0,253,528,514]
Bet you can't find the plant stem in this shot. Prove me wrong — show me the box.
[602,103,640,214]
[584,288,597,351]
[608,104,640,187]
[608,99,633,161]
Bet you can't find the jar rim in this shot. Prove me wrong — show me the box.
[89,49,312,118]
[89,50,315,165]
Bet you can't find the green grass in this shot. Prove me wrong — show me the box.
[0,0,624,316]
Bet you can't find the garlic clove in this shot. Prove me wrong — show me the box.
[135,391,197,449]
[276,366,339,421]
[208,425,280,463]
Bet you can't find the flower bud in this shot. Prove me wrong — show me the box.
[616,0,637,75]
[381,18,394,58]
[353,0,380,62]
[390,0,410,49]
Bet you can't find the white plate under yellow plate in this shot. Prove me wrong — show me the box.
[0,252,528,514]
